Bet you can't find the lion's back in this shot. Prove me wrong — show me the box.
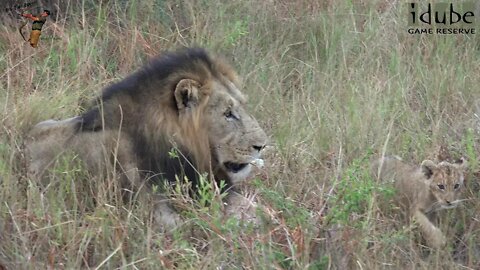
[26,117,135,182]
[371,156,413,183]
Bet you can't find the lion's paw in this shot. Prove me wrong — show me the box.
[428,228,447,249]
[153,203,183,232]
[224,192,261,225]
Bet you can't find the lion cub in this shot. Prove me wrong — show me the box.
[372,156,467,248]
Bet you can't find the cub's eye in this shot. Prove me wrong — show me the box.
[437,184,445,190]
[454,183,460,189]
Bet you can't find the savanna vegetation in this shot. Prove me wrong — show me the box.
[0,0,479,269]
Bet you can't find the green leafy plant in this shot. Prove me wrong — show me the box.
[224,20,249,47]
[326,154,395,228]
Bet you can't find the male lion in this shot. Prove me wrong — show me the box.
[372,156,467,249]
[26,48,268,229]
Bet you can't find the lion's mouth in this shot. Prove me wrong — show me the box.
[223,162,249,173]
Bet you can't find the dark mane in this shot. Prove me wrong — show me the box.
[78,48,218,132]
[100,48,216,102]
[76,48,230,192]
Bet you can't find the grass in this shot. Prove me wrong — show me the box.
[1,0,480,269]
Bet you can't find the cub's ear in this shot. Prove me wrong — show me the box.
[455,157,468,169]
[421,160,437,179]
[174,79,201,111]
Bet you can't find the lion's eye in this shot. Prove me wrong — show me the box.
[454,183,460,189]
[438,184,445,190]
[224,109,238,120]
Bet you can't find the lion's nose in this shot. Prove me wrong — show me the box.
[252,144,265,152]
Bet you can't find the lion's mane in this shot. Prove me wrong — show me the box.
[76,48,239,189]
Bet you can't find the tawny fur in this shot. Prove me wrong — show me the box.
[25,48,267,230]
[372,156,467,248]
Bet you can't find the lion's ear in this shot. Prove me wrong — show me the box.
[174,79,201,111]
[421,160,437,179]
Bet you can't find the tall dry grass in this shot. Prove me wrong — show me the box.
[0,0,479,269]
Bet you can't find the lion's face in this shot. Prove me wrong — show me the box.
[169,54,267,185]
[204,80,267,184]
[422,159,467,210]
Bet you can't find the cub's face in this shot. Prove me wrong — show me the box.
[421,159,467,210]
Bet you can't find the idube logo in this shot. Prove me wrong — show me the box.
[408,2,476,35]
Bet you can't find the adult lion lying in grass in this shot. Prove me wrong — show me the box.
[26,48,268,230]
[372,156,467,249]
